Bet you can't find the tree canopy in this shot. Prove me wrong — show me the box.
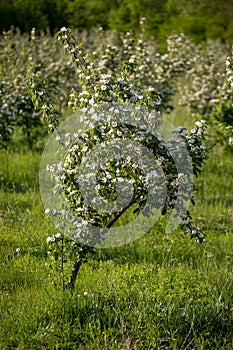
[0,0,233,44]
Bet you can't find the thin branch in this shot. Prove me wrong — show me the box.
[106,201,135,228]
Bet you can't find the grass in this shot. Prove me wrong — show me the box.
[0,134,233,349]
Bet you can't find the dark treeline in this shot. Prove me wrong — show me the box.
[0,0,233,44]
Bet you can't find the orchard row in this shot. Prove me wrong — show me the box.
[0,26,232,148]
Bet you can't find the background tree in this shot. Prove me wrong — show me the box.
[1,0,233,45]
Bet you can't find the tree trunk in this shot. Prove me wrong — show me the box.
[68,203,134,288]
[68,246,94,289]
[69,256,83,289]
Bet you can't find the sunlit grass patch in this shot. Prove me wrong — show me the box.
[0,145,233,349]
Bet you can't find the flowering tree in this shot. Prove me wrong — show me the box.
[31,27,208,289]
[0,28,76,148]
[177,40,233,147]
[211,51,233,147]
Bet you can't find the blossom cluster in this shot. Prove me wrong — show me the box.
[0,28,77,148]
[58,27,201,115]
[177,40,232,146]
[210,50,233,146]
[178,41,228,118]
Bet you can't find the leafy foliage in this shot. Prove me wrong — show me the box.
[0,0,233,45]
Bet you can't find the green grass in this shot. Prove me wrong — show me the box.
[1,140,233,349]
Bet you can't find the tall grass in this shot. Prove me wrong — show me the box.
[0,139,233,349]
